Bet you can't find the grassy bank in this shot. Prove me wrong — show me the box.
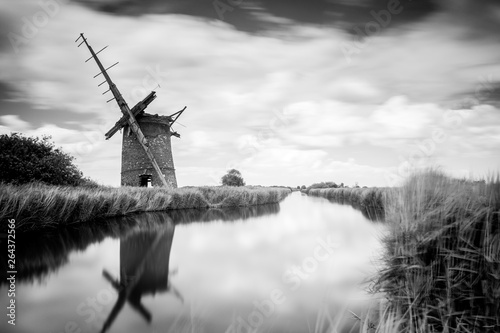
[0,183,290,231]
[307,187,389,221]
[373,171,500,332]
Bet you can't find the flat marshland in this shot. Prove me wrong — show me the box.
[308,171,500,332]
[2,170,498,332]
[0,184,290,231]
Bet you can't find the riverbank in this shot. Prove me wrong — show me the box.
[0,183,291,231]
[7,204,281,285]
[307,186,389,221]
[376,171,499,332]
[308,171,500,332]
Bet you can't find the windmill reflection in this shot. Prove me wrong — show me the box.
[100,216,182,333]
[8,203,280,287]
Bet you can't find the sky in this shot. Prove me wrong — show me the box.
[0,0,499,187]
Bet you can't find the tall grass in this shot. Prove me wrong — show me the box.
[0,183,290,231]
[308,171,499,332]
[372,170,500,332]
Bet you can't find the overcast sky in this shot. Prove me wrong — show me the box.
[1,0,499,187]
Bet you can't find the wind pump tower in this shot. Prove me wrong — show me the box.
[76,33,185,188]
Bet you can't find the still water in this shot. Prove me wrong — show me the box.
[1,192,386,333]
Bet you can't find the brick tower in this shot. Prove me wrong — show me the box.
[121,113,178,188]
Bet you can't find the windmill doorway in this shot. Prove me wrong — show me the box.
[139,174,152,187]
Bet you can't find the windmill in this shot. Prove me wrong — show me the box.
[76,33,185,188]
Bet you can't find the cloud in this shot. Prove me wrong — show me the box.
[1,1,499,187]
[0,115,31,132]
[70,0,439,33]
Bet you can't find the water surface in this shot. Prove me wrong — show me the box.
[1,192,386,333]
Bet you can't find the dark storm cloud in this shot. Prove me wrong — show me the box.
[265,0,438,31]
[445,75,500,110]
[72,0,439,33]
[439,0,500,41]
[0,80,90,130]
[0,81,13,100]
[72,0,264,32]
[0,12,17,51]
[458,81,500,108]
[481,83,500,107]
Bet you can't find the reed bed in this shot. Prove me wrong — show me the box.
[372,171,500,332]
[0,183,290,231]
[308,171,499,332]
[308,187,389,221]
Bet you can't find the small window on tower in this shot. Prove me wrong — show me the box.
[139,174,152,187]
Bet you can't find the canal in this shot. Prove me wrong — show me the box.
[1,192,386,333]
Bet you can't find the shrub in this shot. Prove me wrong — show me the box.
[0,133,89,186]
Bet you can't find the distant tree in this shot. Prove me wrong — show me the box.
[221,169,245,187]
[301,185,306,190]
[307,181,338,190]
[297,186,300,189]
[0,133,90,186]
[340,182,344,188]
